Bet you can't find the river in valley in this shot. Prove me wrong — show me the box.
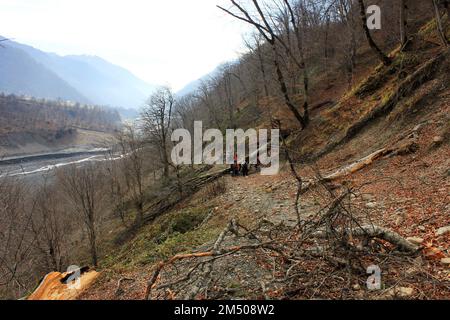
[0,148,114,181]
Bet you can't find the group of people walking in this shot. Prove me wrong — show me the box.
[230,153,259,177]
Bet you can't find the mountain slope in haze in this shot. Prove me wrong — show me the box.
[0,43,89,103]
[176,64,226,98]
[0,37,156,108]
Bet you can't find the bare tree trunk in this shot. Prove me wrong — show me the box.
[257,47,270,97]
[134,200,144,225]
[324,16,330,68]
[162,145,170,179]
[284,0,310,125]
[445,0,450,18]
[432,0,449,47]
[272,45,307,130]
[358,0,391,65]
[299,7,309,126]
[338,0,357,88]
[88,225,98,267]
[348,30,357,87]
[218,0,309,130]
[400,0,409,50]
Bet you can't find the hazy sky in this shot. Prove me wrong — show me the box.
[0,0,251,90]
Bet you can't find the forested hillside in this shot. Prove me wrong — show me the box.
[1,0,449,301]
[0,94,120,155]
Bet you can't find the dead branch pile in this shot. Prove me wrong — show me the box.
[142,179,428,300]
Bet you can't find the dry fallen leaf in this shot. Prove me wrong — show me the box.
[423,242,446,260]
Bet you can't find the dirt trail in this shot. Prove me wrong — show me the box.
[218,172,322,228]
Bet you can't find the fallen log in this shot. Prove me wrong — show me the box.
[300,148,389,193]
[301,130,419,192]
[323,149,388,181]
[115,166,229,244]
[313,225,419,253]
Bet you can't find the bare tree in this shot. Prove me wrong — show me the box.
[337,0,358,87]
[246,34,270,98]
[432,0,449,47]
[194,81,223,129]
[281,0,310,124]
[0,178,35,298]
[105,150,129,226]
[400,0,410,50]
[114,125,147,225]
[141,87,174,178]
[31,177,68,273]
[218,0,309,129]
[57,164,106,267]
[217,64,238,129]
[357,0,391,65]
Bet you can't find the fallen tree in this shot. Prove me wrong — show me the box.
[301,124,421,193]
[313,225,419,253]
[115,165,230,244]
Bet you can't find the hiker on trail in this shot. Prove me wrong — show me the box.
[254,141,261,172]
[233,163,240,176]
[241,160,249,177]
[232,153,240,176]
[255,155,261,172]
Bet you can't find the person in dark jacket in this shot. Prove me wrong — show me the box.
[241,160,249,177]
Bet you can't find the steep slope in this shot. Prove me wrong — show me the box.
[76,36,449,300]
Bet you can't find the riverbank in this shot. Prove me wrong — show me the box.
[0,127,115,159]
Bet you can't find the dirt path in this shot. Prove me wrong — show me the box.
[217,171,323,228]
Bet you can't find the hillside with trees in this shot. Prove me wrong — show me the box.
[0,93,121,156]
[0,0,449,301]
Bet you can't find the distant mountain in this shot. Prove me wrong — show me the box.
[0,42,89,103]
[0,37,156,109]
[176,65,224,98]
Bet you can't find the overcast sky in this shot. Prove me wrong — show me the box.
[0,0,251,90]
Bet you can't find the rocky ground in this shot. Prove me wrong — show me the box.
[81,126,449,300]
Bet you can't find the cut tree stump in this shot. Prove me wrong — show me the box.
[27,268,99,300]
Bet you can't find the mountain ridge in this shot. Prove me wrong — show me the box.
[0,37,156,109]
